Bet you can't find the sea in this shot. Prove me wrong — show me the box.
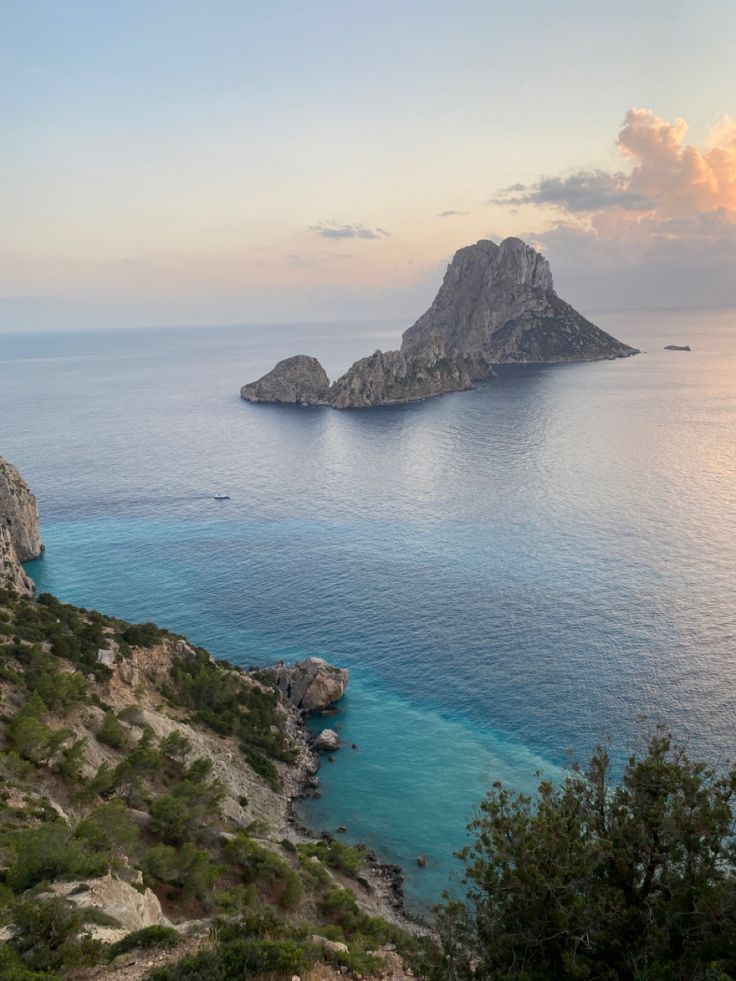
[1,309,735,911]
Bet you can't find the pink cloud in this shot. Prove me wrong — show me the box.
[618,108,736,216]
[500,109,736,308]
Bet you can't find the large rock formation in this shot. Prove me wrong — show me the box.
[330,343,492,409]
[264,656,348,712]
[402,238,638,364]
[240,354,331,405]
[241,237,638,409]
[0,456,43,595]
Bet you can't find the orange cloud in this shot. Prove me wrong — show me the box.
[501,109,736,308]
[618,108,736,217]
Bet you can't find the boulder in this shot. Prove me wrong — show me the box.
[310,935,349,955]
[313,729,340,752]
[45,872,171,943]
[265,657,348,712]
[97,640,120,667]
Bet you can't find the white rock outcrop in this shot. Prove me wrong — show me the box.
[47,873,171,943]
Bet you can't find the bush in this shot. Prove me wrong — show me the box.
[75,800,140,860]
[6,823,106,893]
[108,925,179,959]
[147,939,321,980]
[98,711,127,750]
[434,726,736,980]
[10,896,85,972]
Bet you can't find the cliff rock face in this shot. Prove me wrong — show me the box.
[240,237,637,409]
[402,237,639,364]
[0,456,43,594]
[240,354,331,405]
[330,343,493,409]
[265,656,348,712]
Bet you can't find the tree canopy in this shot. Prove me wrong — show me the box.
[433,727,736,980]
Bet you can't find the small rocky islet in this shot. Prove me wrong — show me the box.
[240,236,639,409]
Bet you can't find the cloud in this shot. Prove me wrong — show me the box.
[494,170,653,212]
[309,221,391,240]
[436,209,470,218]
[500,109,736,308]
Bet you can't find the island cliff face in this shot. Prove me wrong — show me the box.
[240,237,638,409]
[402,237,638,365]
[0,456,43,595]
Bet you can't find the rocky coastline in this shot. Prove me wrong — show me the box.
[0,456,422,978]
[241,236,639,410]
[273,657,413,926]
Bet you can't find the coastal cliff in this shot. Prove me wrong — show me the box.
[0,461,421,979]
[240,237,638,409]
[0,456,43,595]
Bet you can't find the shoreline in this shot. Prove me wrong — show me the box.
[278,693,429,936]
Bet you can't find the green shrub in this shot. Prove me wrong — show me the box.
[75,800,140,860]
[108,925,179,959]
[0,941,54,979]
[7,695,68,765]
[433,726,736,980]
[150,794,191,844]
[147,939,320,980]
[10,896,86,972]
[6,823,106,893]
[98,711,127,750]
[142,843,223,898]
[159,730,191,762]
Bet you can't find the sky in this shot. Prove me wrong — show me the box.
[2,0,736,330]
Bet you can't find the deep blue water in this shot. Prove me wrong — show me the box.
[1,311,735,909]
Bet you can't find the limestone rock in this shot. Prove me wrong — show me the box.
[402,237,639,364]
[265,657,348,712]
[329,342,493,409]
[311,935,350,955]
[97,640,120,667]
[241,355,331,405]
[46,872,170,943]
[0,456,43,595]
[313,729,340,752]
[239,237,637,410]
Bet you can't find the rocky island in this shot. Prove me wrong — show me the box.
[241,237,639,409]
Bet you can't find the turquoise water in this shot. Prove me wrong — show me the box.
[2,311,735,910]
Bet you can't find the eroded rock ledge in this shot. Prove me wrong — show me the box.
[240,237,638,409]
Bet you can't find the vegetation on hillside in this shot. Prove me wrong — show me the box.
[4,580,735,979]
[0,585,421,979]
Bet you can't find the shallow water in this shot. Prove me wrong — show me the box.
[2,309,735,909]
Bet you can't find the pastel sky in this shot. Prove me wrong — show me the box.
[2,0,735,329]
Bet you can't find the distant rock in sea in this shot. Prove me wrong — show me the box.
[241,237,639,409]
[664,344,692,351]
[0,455,43,595]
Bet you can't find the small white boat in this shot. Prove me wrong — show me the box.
[213,493,230,500]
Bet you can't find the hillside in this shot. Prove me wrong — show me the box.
[0,585,425,979]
